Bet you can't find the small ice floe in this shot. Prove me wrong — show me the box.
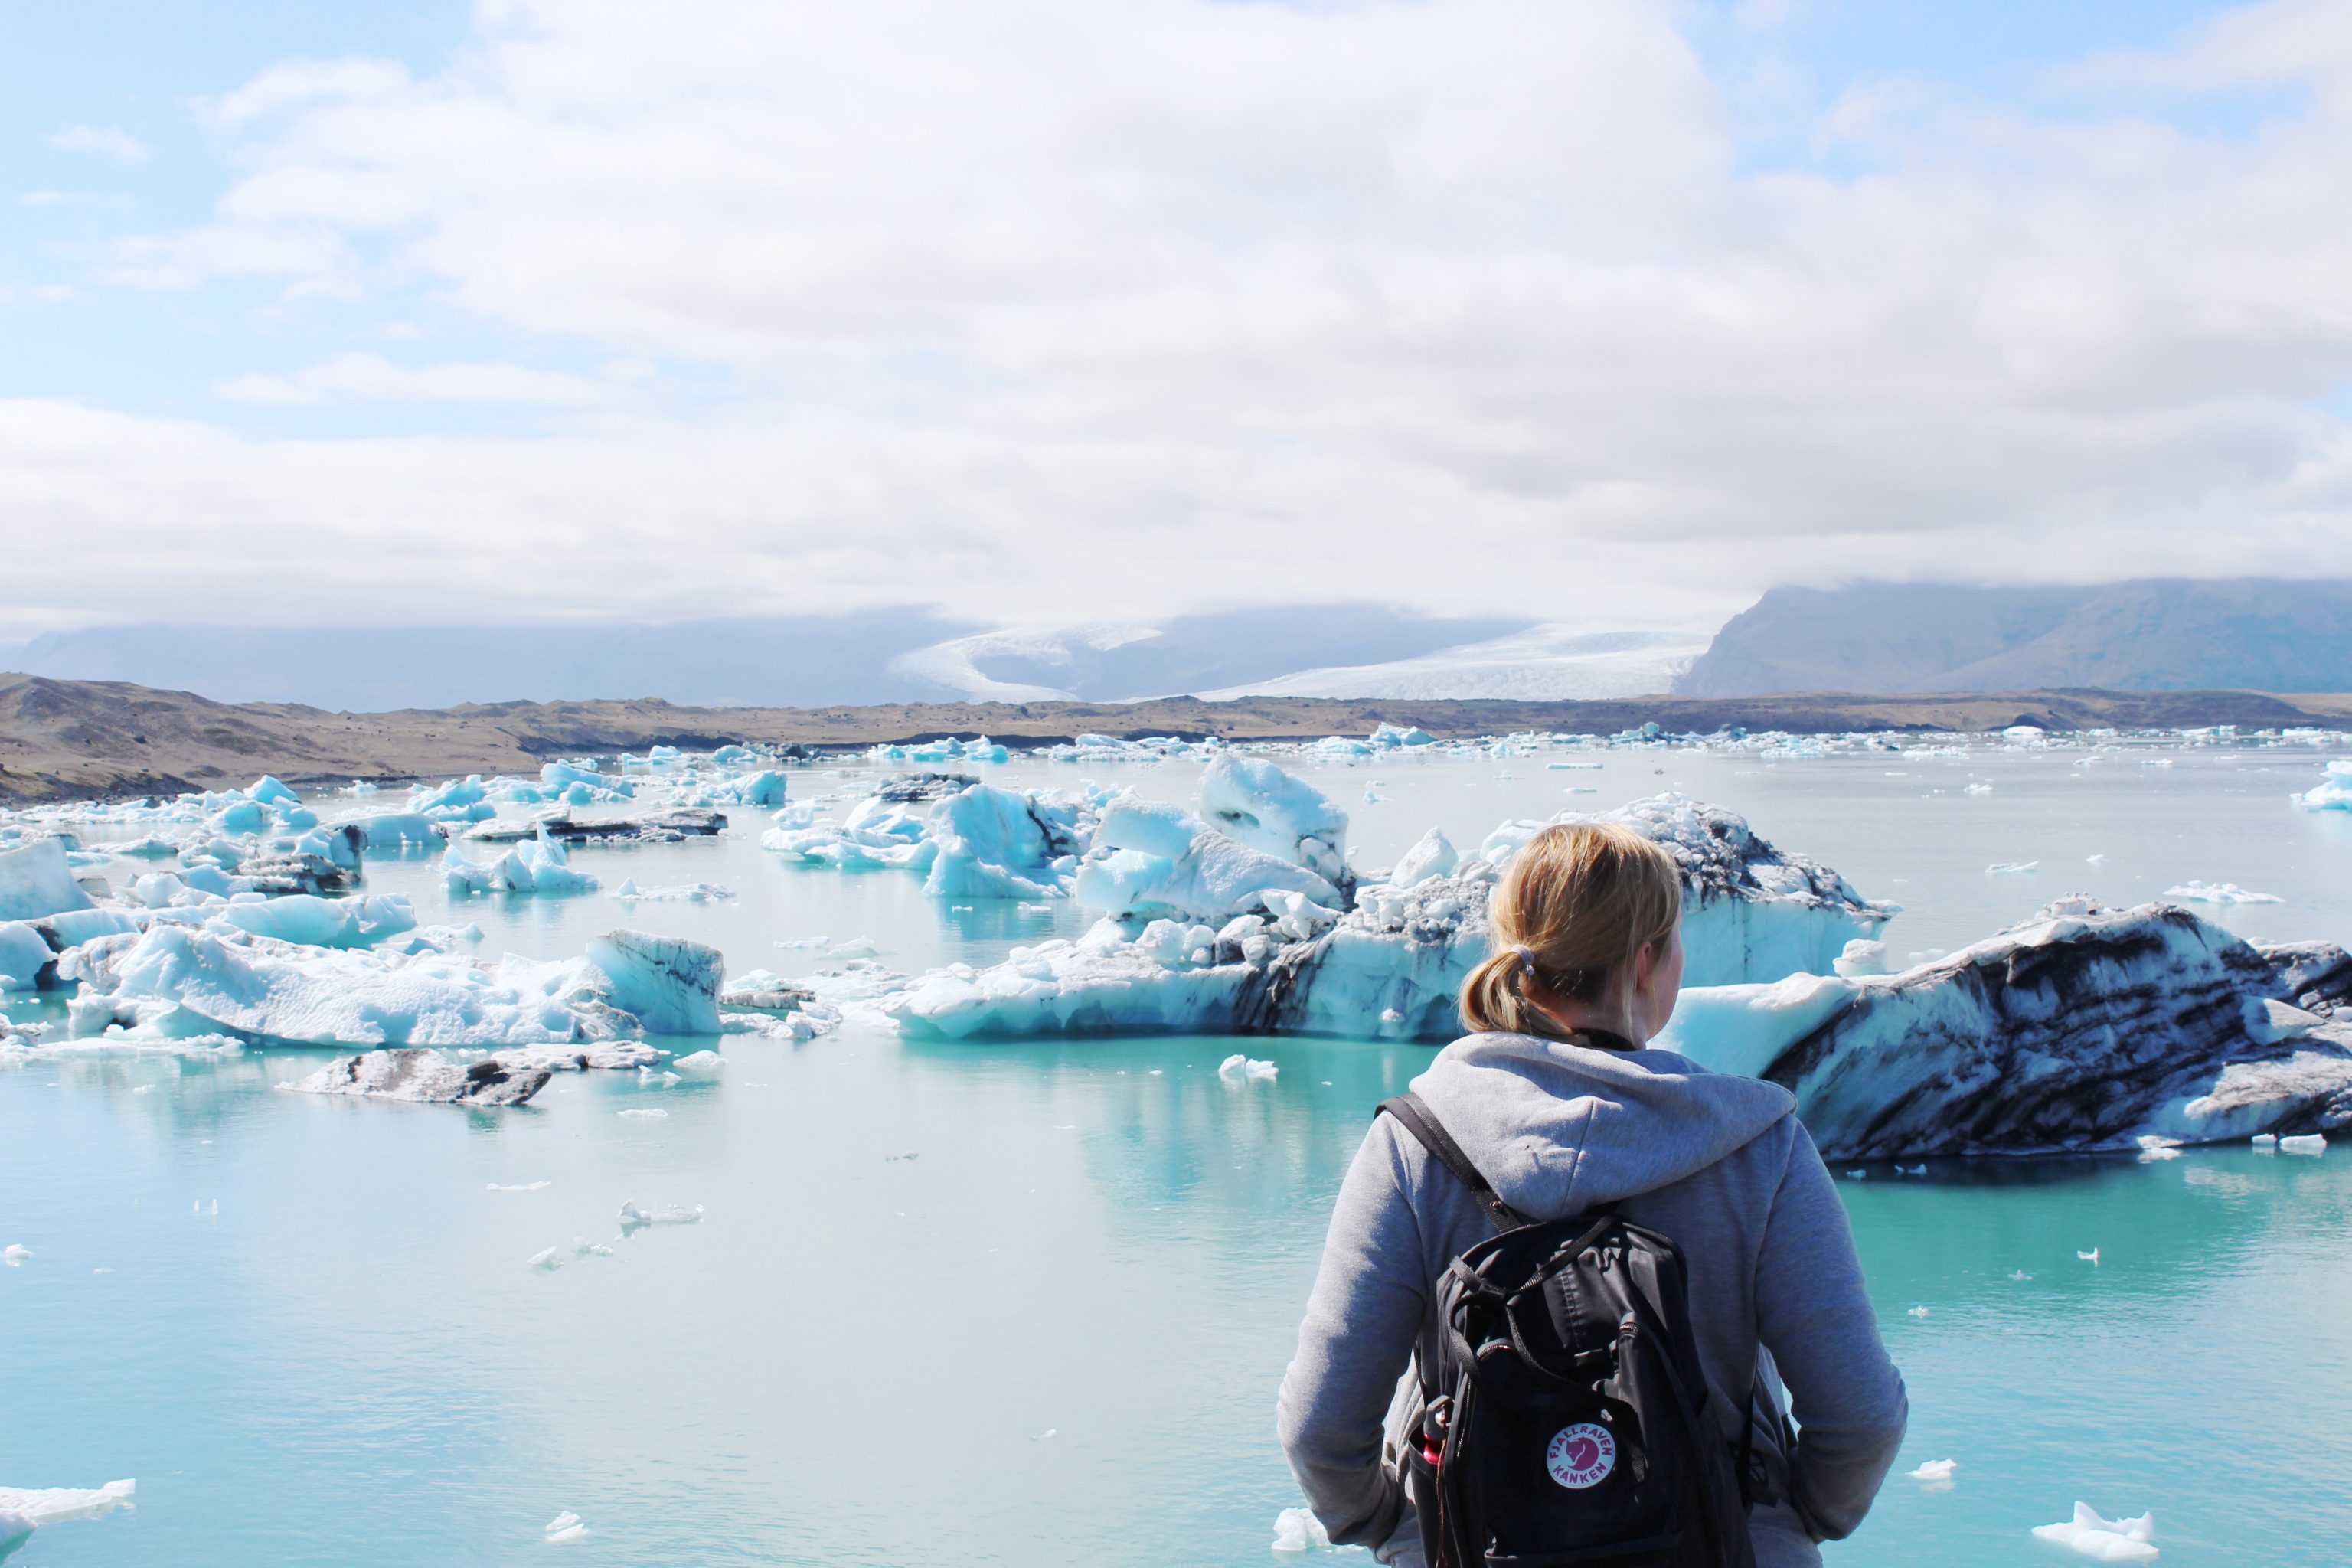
[774,936,828,949]
[1896,1163,1926,1177]
[671,1050,726,1074]
[544,1509,591,1544]
[1965,782,1993,795]
[2010,1270,2034,1282]
[617,1107,668,1119]
[618,1200,703,1228]
[1907,1306,1930,1318]
[573,1237,614,1259]
[1271,1504,1334,1552]
[1030,1428,1057,1442]
[2031,1502,2157,1561]
[2161,881,2282,906]
[1,1245,28,1266]
[611,880,733,903]
[2135,1137,2184,1162]
[1844,1169,1866,1180]
[1219,1054,1278,1082]
[527,1247,563,1272]
[1907,1459,1958,1489]
[0,1478,136,1557]
[488,1181,551,1192]
[1986,861,2039,875]
[2252,1133,2277,1153]
[2279,1133,2328,1156]
[2086,854,2107,864]
[2078,1248,2100,1266]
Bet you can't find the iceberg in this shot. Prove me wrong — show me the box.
[0,923,57,991]
[441,828,600,897]
[1072,800,1340,923]
[921,782,1089,900]
[0,838,93,922]
[216,893,417,949]
[1483,794,1896,988]
[766,775,1095,900]
[87,923,724,1047]
[1199,754,1349,883]
[2298,758,2352,812]
[286,1047,554,1106]
[897,793,1884,1043]
[1655,899,2352,1158]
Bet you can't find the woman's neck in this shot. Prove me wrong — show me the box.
[1535,999,1647,1047]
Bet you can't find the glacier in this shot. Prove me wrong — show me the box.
[1655,898,2352,1158]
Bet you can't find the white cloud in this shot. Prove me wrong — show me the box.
[46,122,149,163]
[214,351,623,407]
[20,0,2352,632]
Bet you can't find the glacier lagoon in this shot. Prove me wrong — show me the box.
[5,739,2352,1564]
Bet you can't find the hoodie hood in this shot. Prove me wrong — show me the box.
[1410,1032,1795,1218]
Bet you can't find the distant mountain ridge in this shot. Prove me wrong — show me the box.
[1675,580,2352,697]
[1,605,1555,710]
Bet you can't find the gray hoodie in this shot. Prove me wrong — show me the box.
[1276,1033,1907,1567]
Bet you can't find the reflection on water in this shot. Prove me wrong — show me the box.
[5,747,2352,1563]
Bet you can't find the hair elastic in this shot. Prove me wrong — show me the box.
[1512,943,1537,978]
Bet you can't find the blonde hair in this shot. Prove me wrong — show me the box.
[1459,822,1684,1039]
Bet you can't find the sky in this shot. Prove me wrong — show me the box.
[3,0,2349,638]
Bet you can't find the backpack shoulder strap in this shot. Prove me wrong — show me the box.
[1377,1093,1532,1231]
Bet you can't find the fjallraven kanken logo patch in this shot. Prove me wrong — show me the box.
[1545,1423,1616,1489]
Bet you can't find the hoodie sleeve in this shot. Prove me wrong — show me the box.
[1753,1120,1908,1541]
[1276,1118,1428,1555]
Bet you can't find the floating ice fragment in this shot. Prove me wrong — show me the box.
[1271,1504,1334,1552]
[2031,1502,2157,1561]
[1908,1459,1958,1486]
[2078,1249,2100,1265]
[617,1108,668,1119]
[544,1509,591,1544]
[2162,881,2282,906]
[1907,1306,1929,1318]
[2010,1270,2033,1281]
[1030,1428,1057,1441]
[573,1237,613,1258]
[618,1200,703,1227]
[0,1479,135,1527]
[527,1247,563,1271]
[1,1245,27,1266]
[1986,861,2039,875]
[488,1181,551,1192]
[2278,1133,2327,1155]
[2086,854,2107,864]
[1896,1163,1926,1176]
[2250,1132,2276,1146]
[1965,782,1993,795]
[2136,1136,2184,1161]
[671,1050,726,1073]
[1218,1054,1278,1081]
[1844,1169,1866,1180]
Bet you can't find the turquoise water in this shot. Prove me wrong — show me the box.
[5,743,2351,1563]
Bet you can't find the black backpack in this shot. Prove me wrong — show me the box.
[1380,1092,1762,1568]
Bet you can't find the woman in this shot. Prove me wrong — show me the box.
[1276,822,1906,1566]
